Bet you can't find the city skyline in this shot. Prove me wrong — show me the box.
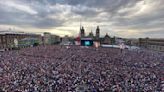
[0,0,164,38]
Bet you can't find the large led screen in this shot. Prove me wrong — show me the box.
[81,40,93,46]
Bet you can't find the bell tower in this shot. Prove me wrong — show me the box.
[80,26,85,38]
[96,26,100,39]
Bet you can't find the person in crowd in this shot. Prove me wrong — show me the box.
[0,45,164,92]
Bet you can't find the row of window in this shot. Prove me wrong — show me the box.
[148,45,164,51]
[0,44,6,49]
[0,35,33,49]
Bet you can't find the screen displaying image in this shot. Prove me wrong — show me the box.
[85,41,90,46]
[81,40,93,46]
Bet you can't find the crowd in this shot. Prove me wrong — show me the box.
[0,45,164,92]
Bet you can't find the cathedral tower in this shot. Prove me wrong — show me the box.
[80,26,85,38]
[96,26,100,39]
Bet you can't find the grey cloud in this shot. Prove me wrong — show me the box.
[144,29,164,35]
[71,6,101,18]
[0,0,164,38]
[112,10,164,31]
[0,0,65,28]
[65,0,140,13]
[0,9,63,29]
[31,17,64,29]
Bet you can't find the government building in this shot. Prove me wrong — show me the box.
[0,31,41,50]
[139,38,164,52]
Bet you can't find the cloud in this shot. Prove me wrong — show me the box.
[0,0,37,15]
[0,0,163,38]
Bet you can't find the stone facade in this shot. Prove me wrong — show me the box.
[139,38,164,52]
[0,33,41,50]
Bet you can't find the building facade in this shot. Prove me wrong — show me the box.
[88,31,94,38]
[43,32,60,45]
[139,38,164,52]
[78,26,114,46]
[0,32,41,50]
[43,32,52,45]
[100,33,112,45]
[80,26,101,40]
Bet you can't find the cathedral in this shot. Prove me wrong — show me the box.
[79,26,112,45]
[80,26,100,40]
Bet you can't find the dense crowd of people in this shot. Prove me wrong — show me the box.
[0,45,164,92]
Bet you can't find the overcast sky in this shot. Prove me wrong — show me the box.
[0,0,164,38]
